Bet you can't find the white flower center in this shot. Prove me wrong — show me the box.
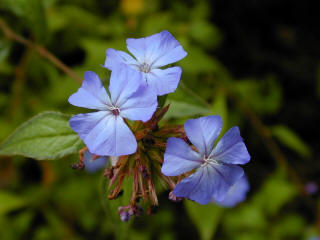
[201,157,219,167]
[108,106,120,116]
[139,62,151,73]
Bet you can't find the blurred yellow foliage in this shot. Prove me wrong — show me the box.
[120,0,145,15]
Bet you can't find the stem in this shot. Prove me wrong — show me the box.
[9,48,30,118]
[0,17,82,84]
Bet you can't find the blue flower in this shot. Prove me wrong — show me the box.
[104,30,187,96]
[69,64,157,156]
[83,150,107,173]
[213,175,249,207]
[161,116,250,204]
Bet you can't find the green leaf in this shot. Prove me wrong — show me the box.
[271,125,311,158]
[0,111,83,160]
[185,201,224,240]
[190,1,210,19]
[236,232,267,240]
[179,47,223,73]
[223,204,267,232]
[0,191,25,215]
[211,93,228,132]
[253,171,297,216]
[48,5,113,36]
[141,13,172,35]
[164,100,210,119]
[271,214,305,239]
[232,76,282,114]
[189,20,222,49]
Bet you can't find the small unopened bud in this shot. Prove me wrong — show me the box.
[118,206,130,222]
[127,205,143,217]
[128,208,135,216]
[118,205,143,221]
[305,182,318,195]
[169,191,183,202]
[70,163,84,170]
[120,211,130,222]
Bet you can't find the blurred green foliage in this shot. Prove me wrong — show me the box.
[0,0,319,239]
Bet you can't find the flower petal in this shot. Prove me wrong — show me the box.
[207,163,244,201]
[173,167,212,204]
[173,163,244,204]
[104,48,139,70]
[184,116,222,156]
[70,112,137,156]
[146,66,182,96]
[120,85,157,122]
[83,150,108,173]
[110,117,137,156]
[68,71,111,110]
[214,175,250,207]
[162,137,202,176]
[126,30,187,67]
[70,111,111,154]
[210,127,250,164]
[108,63,143,106]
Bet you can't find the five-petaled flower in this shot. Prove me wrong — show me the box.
[68,64,157,156]
[161,116,250,204]
[104,30,187,96]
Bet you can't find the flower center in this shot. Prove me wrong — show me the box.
[109,106,120,116]
[201,157,219,167]
[139,62,151,73]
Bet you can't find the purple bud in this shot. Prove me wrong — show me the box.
[118,206,126,213]
[70,162,84,170]
[305,182,318,195]
[118,206,131,222]
[127,205,143,217]
[128,208,135,216]
[169,191,183,202]
[120,211,130,222]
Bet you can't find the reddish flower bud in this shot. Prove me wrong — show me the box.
[169,191,183,202]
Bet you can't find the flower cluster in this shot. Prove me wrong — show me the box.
[69,30,250,221]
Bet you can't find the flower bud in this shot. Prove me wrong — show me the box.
[120,211,130,222]
[168,191,183,202]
